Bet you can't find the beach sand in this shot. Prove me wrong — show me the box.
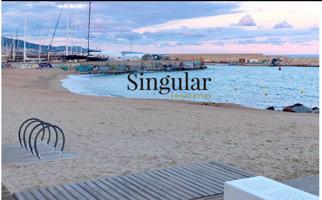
[2,68,319,193]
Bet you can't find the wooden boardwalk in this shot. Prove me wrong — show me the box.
[13,161,253,200]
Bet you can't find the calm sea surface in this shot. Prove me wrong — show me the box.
[61,65,319,110]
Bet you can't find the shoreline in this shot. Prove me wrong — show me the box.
[58,69,256,111]
[2,68,318,193]
[61,70,318,112]
[205,63,319,67]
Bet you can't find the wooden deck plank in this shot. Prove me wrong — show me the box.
[200,165,247,180]
[126,174,173,199]
[37,187,58,200]
[145,171,200,198]
[208,162,253,177]
[191,164,241,182]
[166,167,221,194]
[151,170,208,196]
[199,163,247,179]
[161,168,214,195]
[119,175,165,200]
[132,173,184,200]
[52,185,78,200]
[147,170,203,197]
[84,180,119,200]
[21,191,36,200]
[69,183,99,200]
[96,178,130,200]
[61,184,88,200]
[13,192,28,200]
[173,166,224,191]
[138,172,192,199]
[28,190,47,200]
[91,179,127,200]
[111,176,156,200]
[180,165,227,186]
[100,177,142,200]
[13,161,254,200]
[77,182,107,200]
[105,177,147,200]
[47,186,75,200]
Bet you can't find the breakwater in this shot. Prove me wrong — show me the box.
[169,54,319,67]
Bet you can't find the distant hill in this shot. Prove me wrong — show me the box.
[1,36,94,53]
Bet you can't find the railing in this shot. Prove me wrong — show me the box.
[18,118,65,159]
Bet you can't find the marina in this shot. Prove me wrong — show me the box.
[2,1,319,200]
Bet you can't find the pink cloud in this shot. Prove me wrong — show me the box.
[236,15,256,26]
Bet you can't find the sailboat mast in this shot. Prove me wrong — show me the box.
[13,28,18,61]
[87,1,91,56]
[38,29,41,62]
[66,2,70,56]
[10,33,14,59]
[23,16,27,62]
[47,4,64,61]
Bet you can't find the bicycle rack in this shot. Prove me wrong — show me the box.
[18,118,65,159]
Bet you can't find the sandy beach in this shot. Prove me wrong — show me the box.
[2,68,319,193]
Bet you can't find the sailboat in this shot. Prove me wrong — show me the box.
[62,2,88,61]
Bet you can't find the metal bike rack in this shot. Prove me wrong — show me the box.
[18,118,65,159]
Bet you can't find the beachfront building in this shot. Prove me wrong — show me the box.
[123,53,168,62]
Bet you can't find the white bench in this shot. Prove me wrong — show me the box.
[224,176,319,200]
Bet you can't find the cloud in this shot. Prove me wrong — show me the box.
[1,2,319,54]
[236,15,256,26]
[57,3,88,9]
[274,20,293,29]
[237,38,285,45]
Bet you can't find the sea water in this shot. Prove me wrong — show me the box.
[61,65,319,110]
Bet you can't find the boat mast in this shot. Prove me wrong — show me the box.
[87,1,91,56]
[9,33,14,60]
[38,43,41,62]
[23,16,27,62]
[66,2,70,56]
[13,28,18,61]
[38,28,41,62]
[47,4,64,61]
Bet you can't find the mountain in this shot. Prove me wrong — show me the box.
[1,36,93,53]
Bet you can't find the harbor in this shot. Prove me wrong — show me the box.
[1,1,319,73]
[1,52,319,74]
[2,1,319,200]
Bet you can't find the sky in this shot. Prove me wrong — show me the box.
[2,1,320,54]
